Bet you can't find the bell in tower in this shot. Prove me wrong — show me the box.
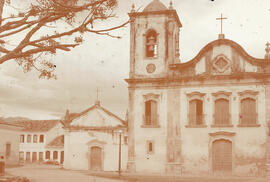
[128,0,182,79]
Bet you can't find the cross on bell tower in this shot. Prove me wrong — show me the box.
[216,13,227,39]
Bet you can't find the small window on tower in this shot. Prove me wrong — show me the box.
[146,140,154,154]
[146,30,158,58]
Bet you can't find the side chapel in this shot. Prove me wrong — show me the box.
[126,0,270,175]
[63,101,128,171]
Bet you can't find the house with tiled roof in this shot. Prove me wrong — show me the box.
[16,120,65,164]
[63,100,128,171]
[0,121,23,166]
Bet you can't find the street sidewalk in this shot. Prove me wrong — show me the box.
[86,171,270,182]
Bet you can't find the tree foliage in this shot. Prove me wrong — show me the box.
[0,0,129,79]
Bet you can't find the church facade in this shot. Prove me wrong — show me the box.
[63,101,128,171]
[126,0,270,176]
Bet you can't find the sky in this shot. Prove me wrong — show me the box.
[0,0,270,120]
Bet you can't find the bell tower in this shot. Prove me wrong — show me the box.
[128,0,182,79]
[127,0,183,173]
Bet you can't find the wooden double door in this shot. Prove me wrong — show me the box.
[212,139,232,174]
[90,146,102,171]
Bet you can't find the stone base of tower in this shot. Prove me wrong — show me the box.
[127,161,136,173]
[165,163,183,175]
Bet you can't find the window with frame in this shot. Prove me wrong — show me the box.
[238,90,259,127]
[144,100,158,125]
[146,141,154,154]
[186,92,206,127]
[20,135,24,143]
[212,91,232,127]
[214,98,230,126]
[39,135,44,143]
[189,99,203,126]
[27,134,31,143]
[145,30,158,58]
[6,143,11,157]
[33,135,37,143]
[240,98,257,125]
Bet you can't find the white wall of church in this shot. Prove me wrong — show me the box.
[64,130,128,172]
[180,84,267,175]
[131,88,168,173]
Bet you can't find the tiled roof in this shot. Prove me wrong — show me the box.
[47,135,64,147]
[13,120,60,132]
[0,121,24,130]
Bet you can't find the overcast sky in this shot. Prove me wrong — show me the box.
[0,0,270,120]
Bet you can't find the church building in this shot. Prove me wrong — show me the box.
[126,0,270,176]
[63,101,128,171]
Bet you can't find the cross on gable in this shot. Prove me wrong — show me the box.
[96,88,99,100]
[216,13,227,35]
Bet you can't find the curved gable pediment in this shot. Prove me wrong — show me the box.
[171,39,268,77]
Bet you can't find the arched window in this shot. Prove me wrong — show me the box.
[240,98,257,125]
[45,151,50,160]
[145,30,158,58]
[189,99,203,125]
[145,100,157,125]
[214,98,230,125]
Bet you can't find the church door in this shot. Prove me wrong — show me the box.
[212,139,232,174]
[90,146,102,171]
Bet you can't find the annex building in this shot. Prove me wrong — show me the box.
[126,0,270,176]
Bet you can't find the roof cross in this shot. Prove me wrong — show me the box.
[96,88,99,101]
[216,13,227,35]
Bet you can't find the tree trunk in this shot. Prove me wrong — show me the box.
[0,0,4,26]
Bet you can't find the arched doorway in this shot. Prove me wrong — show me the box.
[212,139,232,173]
[90,146,102,171]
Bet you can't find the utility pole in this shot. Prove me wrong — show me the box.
[118,130,122,176]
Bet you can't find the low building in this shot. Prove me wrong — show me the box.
[16,120,64,164]
[0,121,23,166]
[63,101,128,172]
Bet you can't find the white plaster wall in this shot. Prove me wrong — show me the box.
[180,84,267,175]
[0,126,20,166]
[64,130,128,172]
[195,57,206,75]
[132,88,167,173]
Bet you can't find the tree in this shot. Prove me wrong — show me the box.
[0,0,129,79]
